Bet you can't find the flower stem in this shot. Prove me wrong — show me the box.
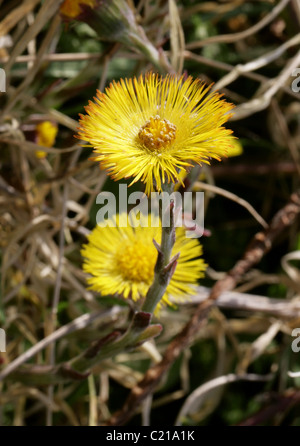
[142,182,177,314]
[129,31,174,74]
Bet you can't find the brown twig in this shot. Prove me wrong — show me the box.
[185,0,291,50]
[237,389,300,426]
[106,188,300,426]
[210,161,298,178]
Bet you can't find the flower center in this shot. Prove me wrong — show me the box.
[138,115,177,151]
[115,241,157,283]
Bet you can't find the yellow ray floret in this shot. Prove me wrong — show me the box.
[81,213,207,313]
[78,73,234,195]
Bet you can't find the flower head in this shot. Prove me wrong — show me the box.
[78,73,234,195]
[60,0,96,20]
[60,0,146,49]
[81,213,207,313]
[35,121,58,159]
[227,137,243,157]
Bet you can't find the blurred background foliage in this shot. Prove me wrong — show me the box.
[1,0,300,426]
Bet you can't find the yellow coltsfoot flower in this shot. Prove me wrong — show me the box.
[78,73,234,195]
[60,0,96,20]
[81,213,207,313]
[35,121,58,159]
